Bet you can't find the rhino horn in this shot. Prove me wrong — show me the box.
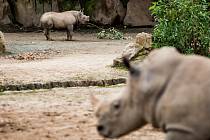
[123,57,140,76]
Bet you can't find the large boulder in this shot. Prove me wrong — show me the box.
[0,0,12,24]
[91,0,126,25]
[15,0,37,27]
[135,32,152,49]
[113,32,152,66]
[15,0,59,27]
[124,0,154,26]
[120,42,144,59]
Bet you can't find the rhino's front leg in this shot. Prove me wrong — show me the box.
[2,45,5,53]
[66,25,73,41]
[166,131,199,140]
[44,28,53,41]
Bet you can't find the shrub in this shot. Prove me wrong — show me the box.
[97,28,124,40]
[150,0,210,56]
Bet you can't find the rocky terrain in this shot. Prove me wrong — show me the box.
[0,0,154,28]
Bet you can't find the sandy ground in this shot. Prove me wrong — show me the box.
[0,32,165,140]
[0,32,131,85]
[0,87,164,140]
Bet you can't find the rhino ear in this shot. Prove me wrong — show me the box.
[122,57,131,69]
[80,8,84,13]
[123,57,141,76]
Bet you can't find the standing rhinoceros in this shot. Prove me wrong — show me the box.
[92,47,210,140]
[40,10,89,41]
[0,31,6,53]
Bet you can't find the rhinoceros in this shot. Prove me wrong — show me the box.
[0,31,6,53]
[92,47,210,140]
[40,10,89,41]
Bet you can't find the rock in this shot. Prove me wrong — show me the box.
[0,0,12,25]
[113,57,124,67]
[113,32,152,67]
[1,0,154,27]
[92,0,126,25]
[113,43,142,66]
[124,0,154,26]
[122,43,143,60]
[0,31,6,53]
[136,32,152,49]
[15,0,37,27]
[15,0,59,27]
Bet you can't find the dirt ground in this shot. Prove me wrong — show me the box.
[0,87,164,140]
[0,31,164,139]
[0,32,130,85]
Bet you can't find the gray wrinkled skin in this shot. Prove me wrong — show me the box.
[0,31,6,53]
[93,47,210,140]
[40,11,89,41]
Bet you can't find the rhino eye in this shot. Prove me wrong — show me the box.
[130,67,140,77]
[112,100,121,110]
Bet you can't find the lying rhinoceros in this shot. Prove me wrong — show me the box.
[92,47,210,140]
[40,10,89,41]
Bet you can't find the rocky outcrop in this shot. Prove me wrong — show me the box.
[0,31,6,53]
[124,0,154,26]
[15,0,59,27]
[0,0,154,27]
[135,32,152,49]
[113,32,152,66]
[15,0,37,27]
[0,0,12,24]
[91,0,126,25]
[0,0,59,27]
[121,42,143,60]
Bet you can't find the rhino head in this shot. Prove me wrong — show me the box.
[92,47,182,138]
[77,11,89,24]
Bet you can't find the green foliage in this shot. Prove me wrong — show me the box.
[38,0,54,3]
[59,0,78,11]
[84,0,96,15]
[97,28,124,40]
[150,0,210,56]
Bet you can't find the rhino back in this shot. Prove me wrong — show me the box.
[53,13,76,28]
[156,56,210,139]
[40,12,76,29]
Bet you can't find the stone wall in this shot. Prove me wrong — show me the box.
[0,0,154,27]
[0,0,11,25]
[91,0,126,25]
[0,0,59,27]
[15,0,59,27]
[124,0,154,26]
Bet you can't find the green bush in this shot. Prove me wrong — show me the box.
[97,28,124,40]
[150,0,210,56]
[84,0,97,15]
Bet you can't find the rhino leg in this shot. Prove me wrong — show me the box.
[166,132,198,140]
[66,25,73,41]
[2,45,5,52]
[44,28,53,41]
